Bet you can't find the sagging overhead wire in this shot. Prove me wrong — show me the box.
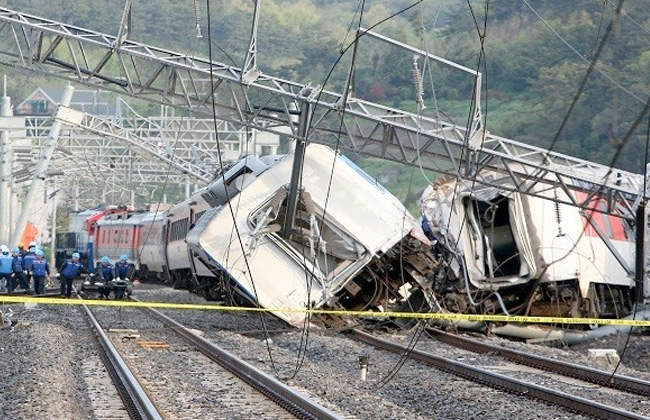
[431,0,512,319]
[369,0,495,389]
[522,0,644,105]
[284,0,431,381]
[206,0,282,377]
[527,0,628,156]
[602,95,650,383]
[277,0,425,382]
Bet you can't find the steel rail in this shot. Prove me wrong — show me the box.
[426,328,650,397]
[79,297,163,420]
[348,329,648,420]
[131,297,344,420]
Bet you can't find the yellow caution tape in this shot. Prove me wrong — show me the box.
[2,295,650,327]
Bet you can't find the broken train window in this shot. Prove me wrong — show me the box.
[247,188,366,286]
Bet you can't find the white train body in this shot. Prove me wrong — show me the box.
[137,212,166,275]
[161,156,273,294]
[186,144,435,327]
[164,198,198,272]
[421,173,636,318]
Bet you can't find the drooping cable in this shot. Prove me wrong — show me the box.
[269,0,428,383]
[602,88,650,384]
[206,0,281,376]
[522,0,643,105]
[529,0,627,157]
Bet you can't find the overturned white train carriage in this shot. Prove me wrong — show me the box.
[420,173,638,320]
[186,144,437,327]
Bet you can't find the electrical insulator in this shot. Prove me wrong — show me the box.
[193,0,203,38]
[554,189,565,237]
[412,56,425,109]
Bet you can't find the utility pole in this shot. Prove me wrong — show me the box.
[241,0,261,84]
[49,178,57,269]
[0,75,11,244]
[282,100,312,239]
[10,85,74,247]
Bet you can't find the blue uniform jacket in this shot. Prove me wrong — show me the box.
[23,253,36,271]
[0,254,13,274]
[98,264,114,281]
[114,262,133,279]
[31,259,50,277]
[12,255,24,273]
[60,260,86,279]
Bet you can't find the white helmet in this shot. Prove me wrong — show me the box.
[0,245,9,254]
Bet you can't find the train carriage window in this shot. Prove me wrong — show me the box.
[181,217,189,236]
[170,220,178,242]
[598,200,614,239]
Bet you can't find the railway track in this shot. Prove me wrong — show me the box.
[129,297,344,420]
[81,294,344,420]
[426,328,650,397]
[0,287,66,298]
[78,296,163,420]
[347,329,650,420]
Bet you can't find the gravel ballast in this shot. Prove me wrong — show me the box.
[0,302,118,420]
[3,283,649,419]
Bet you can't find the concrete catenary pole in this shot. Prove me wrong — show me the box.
[10,85,74,247]
[49,179,57,269]
[0,76,12,244]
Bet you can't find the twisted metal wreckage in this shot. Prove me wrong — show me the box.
[0,3,648,343]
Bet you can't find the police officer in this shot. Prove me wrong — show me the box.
[0,245,12,293]
[11,247,30,292]
[31,250,50,295]
[57,252,88,298]
[97,256,114,299]
[113,254,134,299]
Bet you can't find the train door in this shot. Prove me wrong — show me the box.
[459,191,534,287]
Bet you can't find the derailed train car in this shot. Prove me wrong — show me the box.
[58,147,642,334]
[420,172,637,322]
[160,154,278,298]
[186,144,438,327]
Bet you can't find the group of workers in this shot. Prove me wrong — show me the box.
[0,242,49,294]
[0,242,134,299]
[90,255,134,299]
